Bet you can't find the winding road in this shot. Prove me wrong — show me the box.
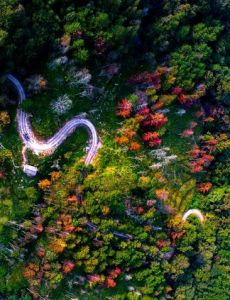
[182,209,204,222]
[7,74,100,174]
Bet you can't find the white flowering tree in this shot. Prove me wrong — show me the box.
[51,94,72,115]
[150,147,177,170]
[69,68,92,87]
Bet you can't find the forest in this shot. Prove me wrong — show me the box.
[0,0,229,299]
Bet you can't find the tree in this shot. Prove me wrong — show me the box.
[0,0,59,70]
[64,0,142,63]
[51,94,72,115]
[116,98,132,118]
[0,111,10,132]
[38,179,51,190]
[0,148,13,171]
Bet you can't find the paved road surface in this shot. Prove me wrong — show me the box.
[7,74,100,167]
[182,209,204,222]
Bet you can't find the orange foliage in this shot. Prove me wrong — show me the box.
[49,238,66,253]
[198,182,212,193]
[64,225,75,232]
[124,129,136,138]
[23,267,36,280]
[151,113,168,127]
[136,206,144,214]
[60,214,72,226]
[32,224,44,234]
[155,189,169,201]
[116,98,132,118]
[50,171,61,181]
[142,132,159,142]
[190,147,202,158]
[202,154,214,163]
[152,101,164,111]
[68,195,78,203]
[142,113,168,127]
[38,179,51,190]
[117,110,130,118]
[114,136,129,145]
[135,114,145,123]
[171,230,185,242]
[36,248,45,257]
[207,139,218,146]
[23,263,39,280]
[178,94,189,104]
[75,226,83,232]
[106,278,116,288]
[190,163,203,173]
[129,142,141,151]
[109,267,122,278]
[63,261,75,273]
[204,116,215,122]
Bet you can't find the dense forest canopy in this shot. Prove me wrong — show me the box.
[0,0,229,299]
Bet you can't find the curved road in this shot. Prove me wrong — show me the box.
[182,209,204,223]
[7,74,100,170]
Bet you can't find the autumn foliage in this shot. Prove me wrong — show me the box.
[23,263,39,280]
[62,261,75,273]
[116,98,132,118]
[198,182,212,193]
[114,136,129,145]
[142,132,159,142]
[142,113,168,127]
[49,238,67,253]
[156,189,169,201]
[142,131,161,147]
[68,194,78,203]
[189,145,215,173]
[38,179,51,190]
[129,142,141,151]
[106,278,116,288]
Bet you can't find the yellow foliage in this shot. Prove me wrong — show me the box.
[0,111,10,125]
[170,179,196,211]
[138,176,151,190]
[102,206,110,215]
[84,258,99,273]
[216,133,230,152]
[150,95,159,102]
[166,75,177,85]
[159,94,176,105]
[75,246,90,260]
[168,214,184,231]
[146,87,156,96]
[49,238,67,253]
[0,111,10,132]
